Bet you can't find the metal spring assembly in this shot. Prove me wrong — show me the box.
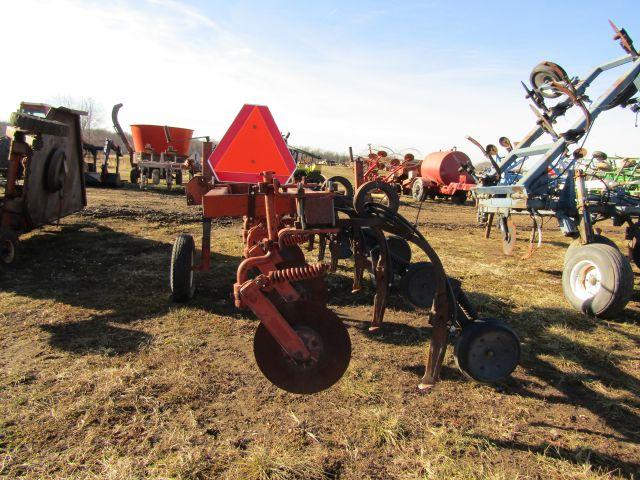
[280,233,311,246]
[268,263,327,283]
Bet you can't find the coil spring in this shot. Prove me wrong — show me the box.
[281,233,310,246]
[268,263,327,283]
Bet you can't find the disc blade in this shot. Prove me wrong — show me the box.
[253,303,351,394]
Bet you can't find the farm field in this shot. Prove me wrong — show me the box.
[1,166,640,479]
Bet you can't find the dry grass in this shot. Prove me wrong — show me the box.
[1,166,639,479]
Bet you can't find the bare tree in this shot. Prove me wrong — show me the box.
[52,95,103,133]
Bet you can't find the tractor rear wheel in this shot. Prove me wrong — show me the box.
[562,243,633,318]
[170,234,196,302]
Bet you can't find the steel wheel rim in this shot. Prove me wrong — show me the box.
[570,259,602,300]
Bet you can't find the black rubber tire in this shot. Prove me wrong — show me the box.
[412,179,427,201]
[630,235,640,269]
[0,229,18,265]
[129,167,140,184]
[399,261,436,308]
[0,136,9,170]
[175,169,183,186]
[151,169,161,185]
[353,181,400,214]
[454,319,520,383]
[562,243,633,318]
[170,234,196,302]
[324,175,354,197]
[387,235,411,275]
[44,148,67,193]
[10,112,68,137]
[451,190,468,205]
[564,234,618,265]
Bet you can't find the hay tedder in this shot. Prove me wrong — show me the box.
[170,104,520,394]
[473,21,640,318]
[1,103,86,265]
[351,147,476,210]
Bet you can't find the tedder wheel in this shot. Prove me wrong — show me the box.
[386,235,412,275]
[324,176,354,197]
[451,190,468,205]
[44,148,67,193]
[562,243,633,318]
[353,181,400,215]
[170,233,196,302]
[564,234,618,264]
[129,167,140,184]
[529,61,568,99]
[253,303,351,394]
[0,229,18,265]
[151,168,161,185]
[412,179,427,201]
[454,319,521,383]
[399,261,436,308]
[175,169,183,186]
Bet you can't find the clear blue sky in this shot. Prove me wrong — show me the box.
[3,0,639,158]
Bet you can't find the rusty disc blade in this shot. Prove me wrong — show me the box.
[502,218,517,256]
[253,303,351,394]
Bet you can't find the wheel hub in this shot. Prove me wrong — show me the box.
[570,260,601,300]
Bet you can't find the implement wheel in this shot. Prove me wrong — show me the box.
[400,261,436,308]
[564,234,618,265]
[253,303,351,394]
[354,181,400,214]
[324,175,354,197]
[455,319,520,383]
[451,190,468,205]
[129,167,140,184]
[0,229,18,265]
[412,179,427,201]
[562,243,633,318]
[170,233,196,302]
[151,168,161,185]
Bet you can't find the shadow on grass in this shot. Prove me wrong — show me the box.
[0,222,242,353]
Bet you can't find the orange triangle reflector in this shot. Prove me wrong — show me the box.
[208,105,297,184]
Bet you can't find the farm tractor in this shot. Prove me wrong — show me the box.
[473,20,640,318]
[170,104,521,394]
[1,102,86,265]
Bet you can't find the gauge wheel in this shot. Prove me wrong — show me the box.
[562,243,633,318]
[170,233,196,302]
[455,319,520,383]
